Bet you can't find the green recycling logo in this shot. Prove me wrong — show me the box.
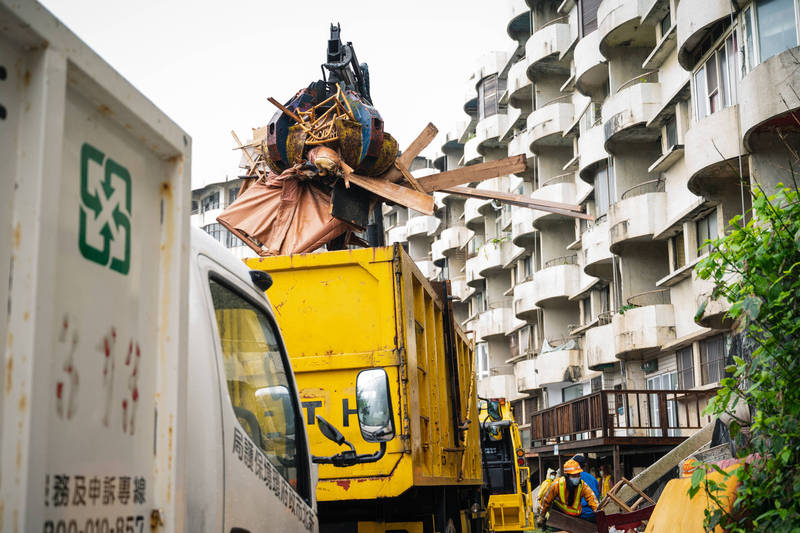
[78,142,131,275]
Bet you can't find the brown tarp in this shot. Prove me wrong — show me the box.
[217,167,353,256]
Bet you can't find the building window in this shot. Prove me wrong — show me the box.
[201,191,220,212]
[191,200,199,213]
[468,233,484,257]
[671,231,686,270]
[476,343,489,379]
[694,32,739,119]
[562,384,584,403]
[700,334,729,384]
[473,290,487,315]
[665,115,678,149]
[696,211,718,255]
[477,74,505,119]
[386,212,398,228]
[582,297,592,325]
[228,187,238,205]
[744,0,799,69]
[203,223,225,243]
[579,0,601,37]
[659,6,672,38]
[677,346,695,388]
[591,376,603,392]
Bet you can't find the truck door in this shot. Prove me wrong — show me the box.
[203,268,316,533]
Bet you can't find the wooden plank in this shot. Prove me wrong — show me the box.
[267,96,304,124]
[545,510,597,533]
[416,155,528,192]
[347,173,435,215]
[443,186,594,221]
[398,122,438,168]
[394,160,426,193]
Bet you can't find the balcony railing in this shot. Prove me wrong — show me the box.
[616,70,659,93]
[539,15,569,30]
[626,288,671,307]
[539,93,573,108]
[540,172,575,188]
[544,254,578,268]
[598,311,614,326]
[620,178,665,200]
[530,389,715,445]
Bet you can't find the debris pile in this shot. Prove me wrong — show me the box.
[219,24,589,256]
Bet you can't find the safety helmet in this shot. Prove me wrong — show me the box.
[681,458,699,478]
[563,459,583,475]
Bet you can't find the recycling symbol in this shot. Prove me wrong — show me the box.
[78,142,131,275]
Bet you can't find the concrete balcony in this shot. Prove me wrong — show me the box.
[464,198,486,229]
[514,359,539,393]
[387,225,408,245]
[415,260,440,280]
[527,99,574,149]
[463,135,483,165]
[190,212,204,228]
[431,238,446,266]
[602,81,661,150]
[532,261,581,306]
[526,18,572,77]
[577,123,608,181]
[476,113,509,155]
[531,175,576,227]
[511,206,536,246]
[574,30,608,96]
[597,0,654,58]
[608,185,666,253]
[507,57,533,106]
[676,0,732,69]
[584,323,616,370]
[477,374,521,402]
[507,0,531,43]
[684,106,743,196]
[437,226,472,256]
[406,214,440,238]
[451,278,474,302]
[474,244,505,277]
[466,255,484,288]
[513,279,538,321]
[477,307,515,341]
[537,347,582,386]
[503,105,524,142]
[581,217,613,279]
[612,291,676,359]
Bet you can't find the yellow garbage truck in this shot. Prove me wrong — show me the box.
[248,245,483,533]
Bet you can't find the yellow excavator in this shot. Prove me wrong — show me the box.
[479,398,534,532]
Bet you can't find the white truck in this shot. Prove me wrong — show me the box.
[0,2,317,532]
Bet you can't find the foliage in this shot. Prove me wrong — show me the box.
[617,304,637,315]
[692,183,800,531]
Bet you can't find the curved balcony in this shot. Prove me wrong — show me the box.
[476,113,509,155]
[513,279,538,321]
[581,216,613,279]
[477,307,515,341]
[387,225,408,245]
[415,260,440,280]
[503,105,524,143]
[507,0,531,43]
[597,0,655,58]
[531,260,581,306]
[527,98,574,149]
[612,290,676,359]
[684,106,743,196]
[463,135,483,166]
[741,46,800,152]
[507,57,533,108]
[531,174,576,227]
[437,226,472,256]
[465,198,487,229]
[514,359,539,393]
[463,81,478,117]
[511,206,536,246]
[608,182,666,253]
[466,255,484,288]
[526,17,572,78]
[537,346,582,386]
[431,238,446,266]
[694,279,733,330]
[602,79,661,150]
[574,30,608,96]
[578,123,608,182]
[676,0,731,69]
[477,374,520,402]
[507,131,535,173]
[476,179,503,216]
[474,244,505,277]
[441,123,465,154]
[584,322,616,370]
[451,278,474,303]
[406,214,440,238]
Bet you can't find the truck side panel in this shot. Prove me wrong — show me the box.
[0,3,190,531]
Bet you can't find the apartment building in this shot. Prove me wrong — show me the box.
[191,175,257,260]
[386,0,800,479]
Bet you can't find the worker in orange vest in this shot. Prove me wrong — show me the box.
[536,459,599,529]
[598,463,613,499]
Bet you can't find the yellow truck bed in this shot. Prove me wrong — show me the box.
[247,246,482,504]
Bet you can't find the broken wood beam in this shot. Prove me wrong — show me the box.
[267,97,304,124]
[347,173,435,215]
[394,160,426,193]
[443,186,594,221]
[385,122,439,183]
[416,155,528,192]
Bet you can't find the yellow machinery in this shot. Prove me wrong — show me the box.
[247,245,483,533]
[479,399,534,532]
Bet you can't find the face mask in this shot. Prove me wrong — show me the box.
[568,476,581,486]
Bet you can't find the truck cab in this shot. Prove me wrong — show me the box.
[186,229,316,532]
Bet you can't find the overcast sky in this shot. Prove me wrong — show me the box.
[39,1,513,187]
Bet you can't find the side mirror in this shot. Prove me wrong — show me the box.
[249,270,273,291]
[355,368,395,443]
[316,415,346,446]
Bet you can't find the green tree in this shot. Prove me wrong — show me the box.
[692,182,800,531]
